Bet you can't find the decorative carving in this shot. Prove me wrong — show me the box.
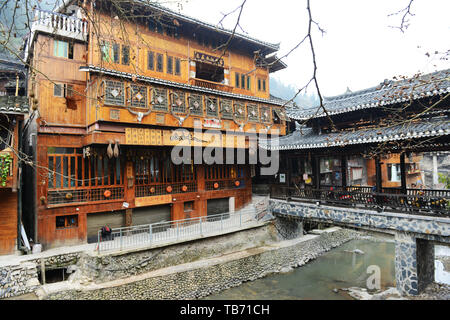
[170,91,190,126]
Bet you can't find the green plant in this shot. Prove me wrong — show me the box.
[0,153,12,187]
[438,173,450,189]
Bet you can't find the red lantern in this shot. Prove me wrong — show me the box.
[166,186,173,193]
[213,182,219,189]
[104,190,111,198]
[149,187,155,193]
[234,180,240,187]
[182,185,188,192]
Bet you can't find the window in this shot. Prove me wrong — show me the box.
[112,43,120,63]
[101,41,110,62]
[387,164,402,182]
[156,53,163,72]
[121,45,130,65]
[130,84,148,109]
[147,51,154,70]
[241,74,245,89]
[175,58,181,76]
[54,40,73,59]
[48,148,123,190]
[152,87,168,111]
[196,62,224,83]
[104,80,125,105]
[56,215,78,229]
[220,99,233,120]
[189,93,203,116]
[247,104,259,122]
[54,84,73,97]
[167,56,173,74]
[206,97,218,117]
[184,201,194,212]
[235,73,240,88]
[257,78,267,91]
[246,76,251,90]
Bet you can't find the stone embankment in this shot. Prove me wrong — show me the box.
[42,226,358,300]
[0,217,359,300]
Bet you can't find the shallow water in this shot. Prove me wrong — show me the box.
[204,239,396,300]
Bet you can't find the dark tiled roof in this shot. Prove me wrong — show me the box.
[287,69,450,120]
[0,96,29,114]
[259,117,450,150]
[85,65,294,108]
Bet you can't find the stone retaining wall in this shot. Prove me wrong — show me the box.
[0,262,39,299]
[44,227,358,300]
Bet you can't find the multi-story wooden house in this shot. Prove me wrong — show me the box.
[0,58,28,255]
[23,0,289,248]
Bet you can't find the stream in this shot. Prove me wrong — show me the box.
[204,237,450,300]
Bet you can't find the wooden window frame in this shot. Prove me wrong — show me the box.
[56,215,78,229]
[121,45,130,65]
[156,53,164,72]
[175,57,181,76]
[167,55,173,74]
[147,51,154,70]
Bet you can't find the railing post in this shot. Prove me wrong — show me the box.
[200,216,203,235]
[221,213,224,231]
[149,224,152,244]
[176,222,180,240]
[97,230,101,253]
[240,210,242,227]
[119,229,123,251]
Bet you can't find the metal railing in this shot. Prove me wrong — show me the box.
[96,205,264,253]
[270,185,450,216]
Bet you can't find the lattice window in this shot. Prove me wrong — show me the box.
[189,93,203,116]
[273,107,288,121]
[234,102,245,121]
[247,104,259,122]
[170,91,187,114]
[260,106,271,123]
[130,84,148,109]
[206,97,218,117]
[104,80,125,106]
[220,99,233,120]
[152,87,168,112]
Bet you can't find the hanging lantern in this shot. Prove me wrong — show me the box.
[149,187,155,194]
[104,190,111,198]
[65,193,73,200]
[213,182,219,189]
[182,185,188,192]
[234,180,240,187]
[166,186,173,193]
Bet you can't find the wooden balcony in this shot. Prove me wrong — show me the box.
[190,78,233,93]
[31,9,88,42]
[0,149,14,188]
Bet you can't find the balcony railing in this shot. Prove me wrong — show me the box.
[190,78,233,93]
[31,9,88,41]
[270,185,450,216]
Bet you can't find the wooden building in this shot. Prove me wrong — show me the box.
[0,57,28,254]
[23,0,289,248]
[260,69,450,215]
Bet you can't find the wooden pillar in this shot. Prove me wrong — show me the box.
[341,155,347,188]
[312,155,320,189]
[375,155,382,193]
[400,152,407,194]
[287,156,291,188]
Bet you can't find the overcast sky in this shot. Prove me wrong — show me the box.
[164,0,450,97]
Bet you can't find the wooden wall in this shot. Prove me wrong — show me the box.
[89,11,270,99]
[0,190,17,255]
